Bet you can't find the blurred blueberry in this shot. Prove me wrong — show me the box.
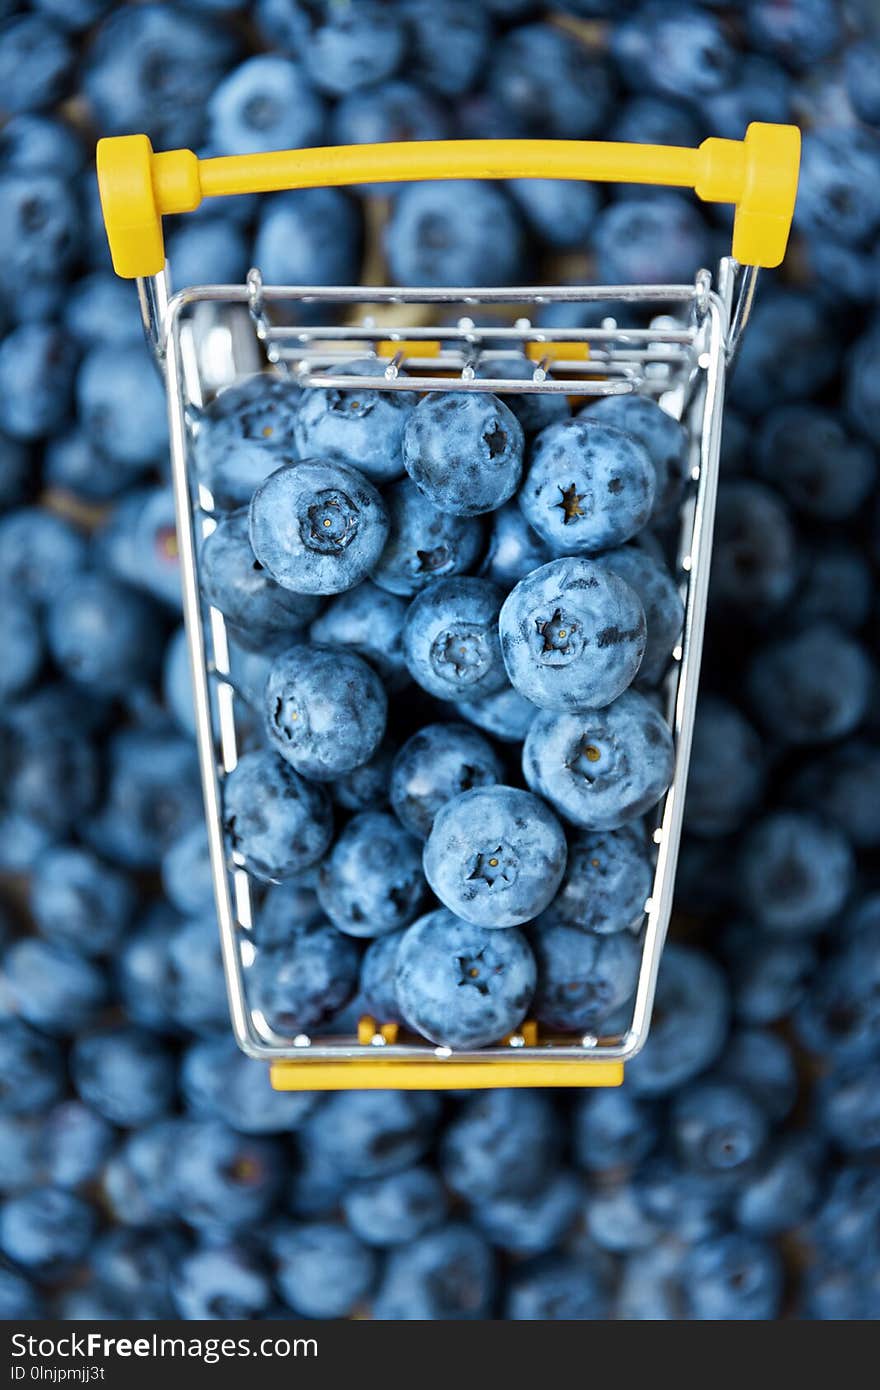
[166,216,249,290]
[846,321,880,446]
[99,486,181,609]
[47,571,165,695]
[746,0,842,68]
[301,1089,439,1181]
[0,113,83,176]
[684,695,765,838]
[269,1222,375,1318]
[1,938,107,1036]
[76,341,168,469]
[161,823,213,919]
[248,922,360,1035]
[845,39,880,126]
[396,908,535,1048]
[0,433,31,510]
[0,1186,95,1273]
[817,1059,880,1156]
[295,359,413,487]
[735,1135,822,1237]
[223,749,333,881]
[709,480,798,613]
[181,1034,316,1134]
[612,6,736,98]
[715,1027,799,1125]
[86,730,203,871]
[254,188,362,296]
[476,1170,581,1257]
[700,56,793,139]
[628,945,729,1097]
[795,542,873,630]
[520,418,655,555]
[671,1078,768,1185]
[173,1243,272,1321]
[403,577,507,703]
[682,1234,783,1320]
[795,914,880,1064]
[791,742,880,850]
[507,178,599,251]
[531,923,640,1032]
[373,1224,495,1320]
[171,1119,283,1232]
[101,1118,185,1227]
[523,692,674,832]
[208,56,325,156]
[584,1181,661,1254]
[90,1227,183,1318]
[0,322,77,439]
[73,1026,175,1128]
[489,24,611,137]
[424,785,566,929]
[165,913,229,1037]
[44,430,138,503]
[724,930,817,1027]
[85,3,236,148]
[0,14,72,113]
[732,290,838,417]
[399,0,488,97]
[594,194,713,285]
[385,181,525,287]
[372,478,484,598]
[330,80,451,193]
[300,3,405,96]
[441,1089,559,1203]
[0,1115,44,1194]
[738,812,854,936]
[0,589,42,701]
[505,1255,610,1320]
[43,1101,114,1191]
[343,1165,447,1248]
[0,173,81,309]
[797,127,880,247]
[747,623,872,745]
[572,1086,659,1174]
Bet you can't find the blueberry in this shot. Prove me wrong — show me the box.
[747,624,871,745]
[541,826,652,936]
[201,507,321,650]
[475,360,572,442]
[172,1119,284,1233]
[594,194,713,287]
[671,1079,768,1184]
[86,730,202,871]
[0,322,77,439]
[699,56,793,141]
[101,1118,184,1228]
[755,404,876,520]
[732,290,837,418]
[612,6,736,98]
[89,1227,183,1318]
[72,1026,175,1128]
[440,1089,559,1202]
[0,1116,45,1194]
[77,342,168,469]
[530,923,640,1032]
[791,742,880,850]
[820,1056,880,1156]
[404,577,506,702]
[193,374,302,511]
[476,1171,582,1257]
[45,428,140,503]
[248,921,360,1035]
[684,696,765,839]
[0,1187,94,1273]
[173,1243,272,1321]
[372,478,484,598]
[403,392,524,518]
[424,785,566,929]
[589,395,688,522]
[257,877,322,948]
[181,1035,316,1135]
[717,1024,803,1122]
[631,1157,729,1245]
[739,812,854,937]
[301,1089,439,1181]
[809,1166,880,1263]
[269,1222,375,1318]
[84,3,235,148]
[845,39,880,126]
[795,918,880,1064]
[500,556,646,712]
[710,480,798,613]
[489,24,611,137]
[520,419,655,556]
[165,914,229,1037]
[317,811,425,939]
[585,1182,661,1255]
[681,1234,783,1320]
[331,740,395,813]
[330,81,451,195]
[250,460,389,596]
[846,321,880,447]
[373,1224,495,1320]
[309,581,407,686]
[390,722,503,839]
[506,179,600,251]
[399,0,489,97]
[735,1136,822,1238]
[627,945,729,1097]
[385,181,524,287]
[161,822,214,918]
[343,1165,446,1249]
[395,908,536,1048]
[2,938,107,1036]
[43,1102,114,1191]
[360,929,405,1023]
[479,504,551,591]
[254,188,363,301]
[572,1086,659,1174]
[456,685,538,745]
[505,1256,610,1321]
[0,589,42,701]
[98,486,182,609]
[610,95,701,148]
[223,749,333,881]
[208,56,324,156]
[523,691,674,831]
[795,543,873,631]
[0,112,83,175]
[302,2,405,95]
[745,0,842,68]
[0,173,80,300]
[165,214,249,291]
[615,1241,684,1321]
[0,507,86,605]
[263,644,387,780]
[803,127,880,248]
[724,931,816,1027]
[0,14,72,113]
[0,1021,63,1117]
[47,571,164,695]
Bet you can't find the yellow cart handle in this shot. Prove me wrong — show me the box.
[97,123,800,280]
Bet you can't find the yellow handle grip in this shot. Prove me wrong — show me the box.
[97,124,800,280]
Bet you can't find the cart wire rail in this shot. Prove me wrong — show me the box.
[139,261,740,1089]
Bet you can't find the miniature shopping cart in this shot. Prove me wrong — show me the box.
[98,124,800,1090]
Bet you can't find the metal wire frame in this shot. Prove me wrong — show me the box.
[147,267,733,1073]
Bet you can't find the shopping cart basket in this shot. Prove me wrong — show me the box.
[98,124,800,1090]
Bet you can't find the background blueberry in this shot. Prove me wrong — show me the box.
[385,181,525,287]
[268,1222,375,1318]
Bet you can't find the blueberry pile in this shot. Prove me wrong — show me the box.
[0,0,879,1323]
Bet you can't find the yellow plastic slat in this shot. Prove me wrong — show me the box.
[270,1059,625,1091]
[97,125,801,279]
